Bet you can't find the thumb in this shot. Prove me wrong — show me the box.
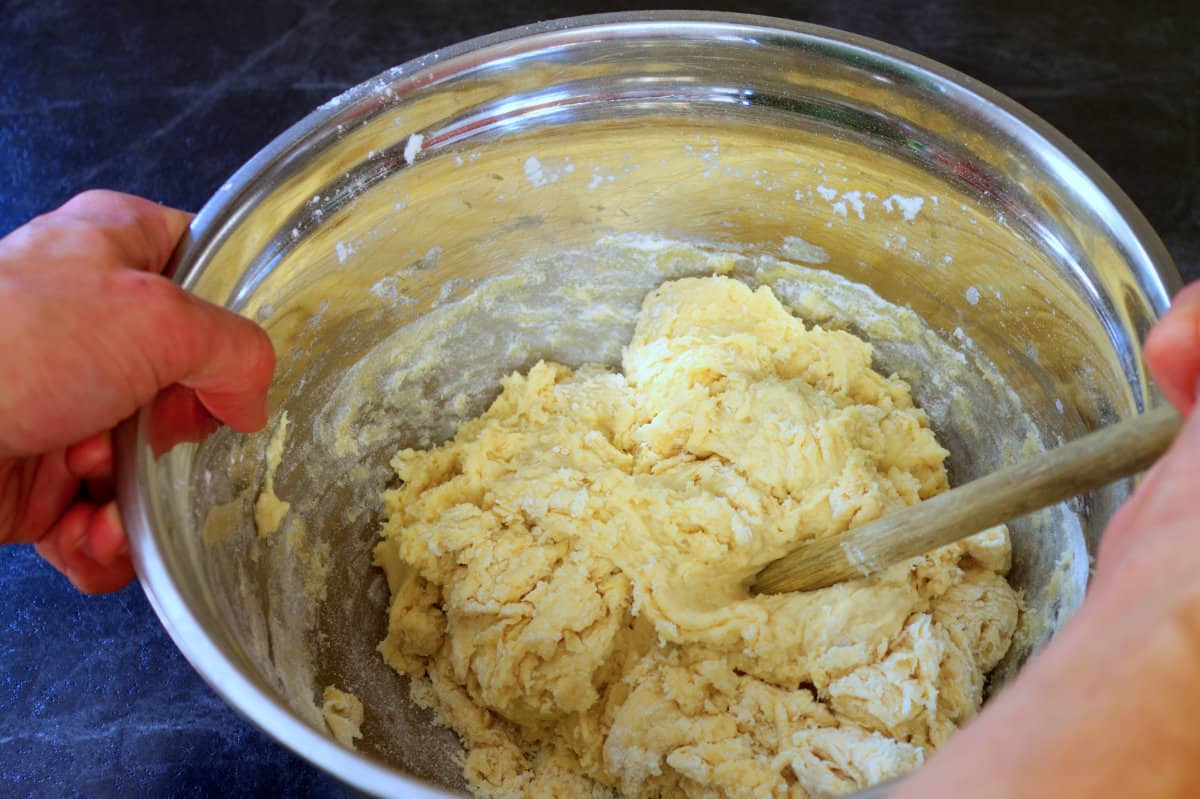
[115,269,276,433]
[50,190,275,429]
[1095,406,1200,578]
[1145,281,1200,416]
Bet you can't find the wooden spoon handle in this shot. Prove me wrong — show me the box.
[752,404,1183,595]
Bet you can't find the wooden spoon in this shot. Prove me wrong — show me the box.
[751,404,1183,595]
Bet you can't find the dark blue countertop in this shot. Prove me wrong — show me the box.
[1,1,1197,797]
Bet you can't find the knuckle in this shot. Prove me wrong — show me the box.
[118,270,186,314]
[4,191,183,273]
[64,192,146,239]
[57,191,169,268]
[7,210,122,266]
[60,187,120,209]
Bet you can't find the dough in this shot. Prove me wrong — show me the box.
[375,276,1019,798]
[255,411,291,536]
[322,685,364,749]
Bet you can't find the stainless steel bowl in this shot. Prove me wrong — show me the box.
[117,12,1180,798]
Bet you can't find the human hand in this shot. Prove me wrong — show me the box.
[1145,281,1200,416]
[1095,280,1200,571]
[0,191,275,593]
[891,282,1200,798]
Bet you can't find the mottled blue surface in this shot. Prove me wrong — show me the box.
[0,0,1197,797]
[0,546,352,798]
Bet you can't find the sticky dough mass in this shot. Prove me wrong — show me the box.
[375,276,1020,798]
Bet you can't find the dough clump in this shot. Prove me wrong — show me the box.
[255,411,291,536]
[375,276,1019,798]
[322,685,364,749]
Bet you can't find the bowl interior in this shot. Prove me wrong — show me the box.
[130,15,1175,797]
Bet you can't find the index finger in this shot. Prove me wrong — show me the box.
[114,269,276,433]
